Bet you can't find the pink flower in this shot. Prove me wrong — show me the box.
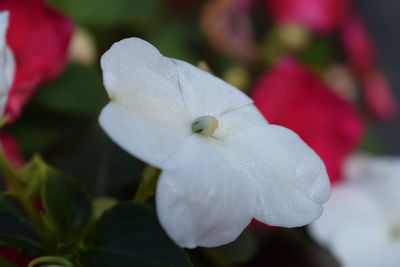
[340,13,397,120]
[0,0,73,121]
[361,70,396,121]
[340,13,376,75]
[0,133,24,167]
[251,58,364,184]
[264,0,350,34]
[201,0,257,64]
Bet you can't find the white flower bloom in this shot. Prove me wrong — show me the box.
[310,154,400,267]
[0,11,15,117]
[99,38,330,248]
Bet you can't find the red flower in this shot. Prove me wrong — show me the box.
[0,0,73,121]
[251,58,364,184]
[264,0,350,34]
[0,132,24,167]
[340,13,397,120]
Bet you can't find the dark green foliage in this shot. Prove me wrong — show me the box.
[80,203,192,267]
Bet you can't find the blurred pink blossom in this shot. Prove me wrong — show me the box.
[340,13,397,120]
[264,0,350,34]
[361,70,396,121]
[340,13,376,74]
[0,0,73,122]
[201,0,257,64]
[251,57,364,184]
[0,133,24,167]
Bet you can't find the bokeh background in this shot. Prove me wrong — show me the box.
[0,0,399,266]
[358,0,400,153]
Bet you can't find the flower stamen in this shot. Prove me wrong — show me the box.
[192,115,218,137]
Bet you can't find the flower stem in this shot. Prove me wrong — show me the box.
[133,165,160,204]
[28,256,74,267]
[0,144,43,234]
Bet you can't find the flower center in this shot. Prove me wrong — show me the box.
[191,115,218,137]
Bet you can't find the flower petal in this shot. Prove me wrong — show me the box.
[216,125,330,227]
[345,154,400,221]
[99,102,191,168]
[251,57,364,184]
[309,185,381,246]
[101,38,180,103]
[156,135,254,248]
[0,12,14,117]
[99,38,192,167]
[173,59,252,119]
[331,223,400,267]
[310,183,399,267]
[214,105,267,139]
[1,0,73,121]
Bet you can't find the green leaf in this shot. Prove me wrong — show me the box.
[148,25,196,63]
[299,36,337,71]
[42,169,92,243]
[8,121,59,154]
[0,194,29,223]
[36,63,107,118]
[48,0,161,31]
[212,229,258,264]
[80,203,192,267]
[0,195,43,254]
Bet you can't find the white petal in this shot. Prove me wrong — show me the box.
[99,38,191,166]
[214,105,267,140]
[345,154,400,221]
[310,185,399,267]
[99,102,191,168]
[331,220,400,267]
[309,185,382,246]
[173,59,252,119]
[215,125,330,227]
[346,153,400,183]
[156,135,254,248]
[310,177,400,267]
[0,12,14,117]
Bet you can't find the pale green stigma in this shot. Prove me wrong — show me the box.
[192,115,219,137]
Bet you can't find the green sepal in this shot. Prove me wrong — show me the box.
[17,155,48,200]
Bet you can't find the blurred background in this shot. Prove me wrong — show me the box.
[0,0,399,266]
[358,0,400,153]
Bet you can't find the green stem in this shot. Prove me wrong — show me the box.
[0,144,43,234]
[28,256,74,267]
[133,165,160,204]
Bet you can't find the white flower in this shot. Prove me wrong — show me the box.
[99,38,330,248]
[0,11,15,117]
[310,154,400,267]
